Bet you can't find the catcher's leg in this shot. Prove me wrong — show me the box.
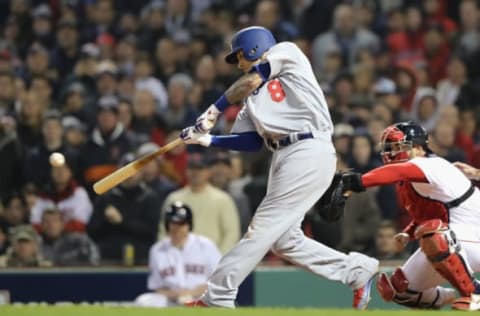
[377,267,456,308]
[414,219,479,297]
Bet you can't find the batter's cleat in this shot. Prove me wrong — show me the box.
[353,274,376,310]
[452,294,480,311]
[184,299,209,307]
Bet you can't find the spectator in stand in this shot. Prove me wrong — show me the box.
[62,43,100,105]
[20,42,56,84]
[1,193,29,230]
[137,142,178,204]
[23,110,79,188]
[130,89,167,146]
[254,0,299,42]
[163,73,198,130]
[79,96,132,194]
[31,152,92,233]
[347,134,382,173]
[423,0,457,39]
[87,153,160,265]
[138,1,167,53]
[312,3,379,74]
[333,123,354,163]
[387,6,425,66]
[162,152,240,254]
[29,75,54,109]
[115,35,137,76]
[60,82,96,130]
[134,53,168,113]
[51,17,80,81]
[193,55,222,112]
[410,87,442,132]
[95,60,118,98]
[455,0,480,80]
[0,225,51,268]
[337,187,381,255]
[0,72,17,114]
[429,120,468,163]
[62,116,88,149]
[135,202,221,307]
[31,4,54,49]
[208,151,252,235]
[163,129,189,186]
[154,37,178,85]
[436,56,467,107]
[316,43,343,89]
[371,220,408,260]
[15,91,44,149]
[40,208,99,266]
[0,114,23,200]
[83,0,116,43]
[164,0,193,36]
[423,23,451,85]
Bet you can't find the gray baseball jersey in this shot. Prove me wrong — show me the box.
[232,42,333,136]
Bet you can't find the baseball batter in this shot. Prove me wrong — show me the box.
[180,26,379,309]
[343,121,480,311]
[135,202,221,307]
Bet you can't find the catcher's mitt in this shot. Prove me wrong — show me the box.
[315,171,347,222]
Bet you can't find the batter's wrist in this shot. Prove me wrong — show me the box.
[213,94,229,112]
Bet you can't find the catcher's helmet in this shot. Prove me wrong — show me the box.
[380,121,429,164]
[225,26,276,64]
[164,201,193,232]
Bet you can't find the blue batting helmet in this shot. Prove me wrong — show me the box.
[225,26,276,64]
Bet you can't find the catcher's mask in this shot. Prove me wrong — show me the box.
[380,121,429,164]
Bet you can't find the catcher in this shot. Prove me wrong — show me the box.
[331,121,480,310]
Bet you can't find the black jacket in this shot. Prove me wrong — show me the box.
[87,183,160,265]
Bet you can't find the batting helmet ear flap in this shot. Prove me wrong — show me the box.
[164,201,193,232]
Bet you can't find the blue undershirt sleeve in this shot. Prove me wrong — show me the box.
[210,132,263,152]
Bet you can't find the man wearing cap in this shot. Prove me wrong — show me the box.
[40,208,99,266]
[23,110,79,187]
[0,225,51,267]
[32,4,54,48]
[135,201,221,308]
[162,153,240,254]
[87,152,160,265]
[137,142,177,203]
[95,60,118,98]
[79,96,133,195]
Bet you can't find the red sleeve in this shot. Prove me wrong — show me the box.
[362,162,428,187]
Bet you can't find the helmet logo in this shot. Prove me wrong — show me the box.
[248,46,258,57]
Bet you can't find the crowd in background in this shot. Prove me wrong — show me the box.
[0,0,480,267]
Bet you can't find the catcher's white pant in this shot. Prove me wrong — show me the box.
[401,223,480,305]
[202,136,379,308]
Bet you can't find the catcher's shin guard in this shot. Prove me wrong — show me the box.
[377,268,409,301]
[414,219,476,297]
[377,268,456,308]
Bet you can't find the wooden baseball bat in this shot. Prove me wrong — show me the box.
[93,138,183,195]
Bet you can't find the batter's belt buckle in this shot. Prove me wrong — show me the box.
[266,138,280,150]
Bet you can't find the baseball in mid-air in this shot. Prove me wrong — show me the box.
[49,152,66,167]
